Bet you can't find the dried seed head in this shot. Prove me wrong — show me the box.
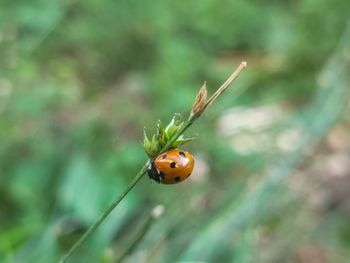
[189,62,247,121]
[190,82,207,120]
[203,61,247,112]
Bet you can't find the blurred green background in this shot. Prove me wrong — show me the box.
[1,1,350,262]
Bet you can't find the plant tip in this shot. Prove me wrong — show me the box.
[190,82,208,120]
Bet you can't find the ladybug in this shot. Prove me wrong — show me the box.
[147,149,195,184]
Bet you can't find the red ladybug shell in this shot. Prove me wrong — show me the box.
[154,149,194,184]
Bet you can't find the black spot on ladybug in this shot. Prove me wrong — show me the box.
[159,171,165,179]
[174,176,181,182]
[147,164,161,183]
[170,162,176,168]
[179,151,185,158]
[162,154,167,159]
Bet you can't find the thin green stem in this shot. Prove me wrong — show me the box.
[60,122,193,263]
[60,62,246,262]
[60,163,149,263]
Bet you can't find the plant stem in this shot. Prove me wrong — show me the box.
[60,163,149,263]
[60,121,192,263]
[60,62,246,262]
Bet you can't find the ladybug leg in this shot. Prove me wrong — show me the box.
[147,162,161,183]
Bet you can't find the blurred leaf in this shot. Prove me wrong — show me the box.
[59,154,107,224]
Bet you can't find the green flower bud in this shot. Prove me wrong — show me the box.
[142,114,196,158]
[143,129,161,157]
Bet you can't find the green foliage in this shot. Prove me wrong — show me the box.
[143,114,196,158]
[1,0,350,262]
